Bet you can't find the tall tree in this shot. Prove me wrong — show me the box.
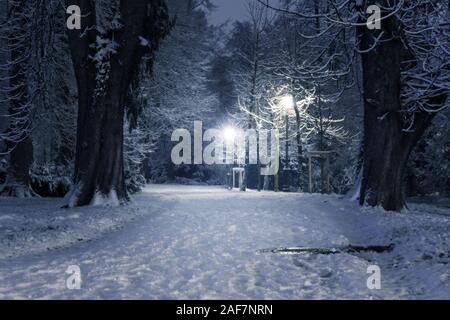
[258,0,449,210]
[0,0,34,197]
[141,0,219,184]
[1,0,77,197]
[64,0,170,207]
[357,0,449,210]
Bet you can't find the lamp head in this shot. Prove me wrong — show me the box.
[280,95,294,111]
[223,126,236,143]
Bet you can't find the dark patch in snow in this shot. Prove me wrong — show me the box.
[259,244,395,255]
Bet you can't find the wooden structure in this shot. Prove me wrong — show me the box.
[306,151,334,194]
[232,168,245,191]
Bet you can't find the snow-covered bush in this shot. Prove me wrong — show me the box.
[407,110,450,197]
[30,163,72,197]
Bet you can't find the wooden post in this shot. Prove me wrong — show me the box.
[308,155,312,193]
[274,173,279,192]
[239,171,244,191]
[232,169,236,189]
[326,154,331,194]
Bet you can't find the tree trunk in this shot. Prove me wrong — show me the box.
[357,1,439,211]
[1,1,34,197]
[3,138,34,197]
[293,104,303,191]
[293,89,303,192]
[65,0,169,207]
[256,130,261,191]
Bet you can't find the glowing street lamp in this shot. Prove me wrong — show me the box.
[223,126,237,143]
[280,95,294,113]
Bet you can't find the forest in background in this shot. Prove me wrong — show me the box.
[0,0,448,211]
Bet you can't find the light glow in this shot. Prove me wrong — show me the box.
[223,126,237,143]
[280,95,294,111]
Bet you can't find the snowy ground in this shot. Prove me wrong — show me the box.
[0,185,449,299]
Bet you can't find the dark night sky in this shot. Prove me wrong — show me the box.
[208,0,248,26]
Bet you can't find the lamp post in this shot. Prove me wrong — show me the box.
[280,95,294,191]
[223,126,237,190]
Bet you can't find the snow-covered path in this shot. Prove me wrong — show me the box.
[0,185,449,299]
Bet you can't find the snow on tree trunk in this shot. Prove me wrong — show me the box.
[64,0,170,207]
